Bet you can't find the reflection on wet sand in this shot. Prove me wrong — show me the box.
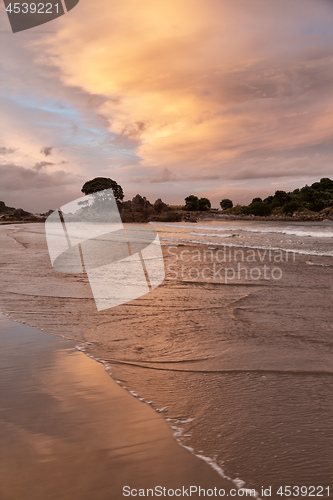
[0,314,235,500]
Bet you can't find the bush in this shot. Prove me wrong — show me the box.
[272,190,291,208]
[220,198,233,210]
[198,198,211,211]
[184,195,211,211]
[185,195,199,211]
[282,200,301,215]
[245,201,272,216]
[308,199,326,212]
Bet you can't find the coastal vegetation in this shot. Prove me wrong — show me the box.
[80,177,181,222]
[1,177,333,223]
[185,195,211,211]
[184,178,333,217]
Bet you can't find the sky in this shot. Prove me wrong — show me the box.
[1,0,333,212]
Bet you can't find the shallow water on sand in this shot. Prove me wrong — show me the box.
[83,220,333,495]
[0,313,236,499]
[0,221,332,497]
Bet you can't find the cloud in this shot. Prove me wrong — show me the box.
[34,161,54,171]
[40,146,53,156]
[0,162,83,212]
[1,0,333,210]
[0,147,16,155]
[0,163,78,190]
[149,168,177,183]
[40,0,333,186]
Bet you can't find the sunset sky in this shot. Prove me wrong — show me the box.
[1,0,333,212]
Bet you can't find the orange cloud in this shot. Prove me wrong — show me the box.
[2,0,333,210]
[41,0,333,188]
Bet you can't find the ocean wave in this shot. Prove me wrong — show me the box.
[85,354,333,376]
[160,237,333,257]
[154,222,333,239]
[76,342,257,497]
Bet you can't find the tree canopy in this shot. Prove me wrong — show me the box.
[218,178,333,216]
[220,198,233,210]
[81,177,124,202]
[198,197,211,211]
[185,195,211,211]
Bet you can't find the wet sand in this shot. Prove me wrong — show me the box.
[1,222,332,498]
[0,224,237,499]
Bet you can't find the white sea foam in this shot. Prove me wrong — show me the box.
[129,390,139,398]
[154,222,333,238]
[190,231,236,238]
[75,345,260,499]
[156,406,168,413]
[160,237,333,257]
[195,453,230,478]
[175,418,194,424]
[305,260,331,267]
[170,425,185,438]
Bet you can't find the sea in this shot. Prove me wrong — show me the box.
[83,219,333,497]
[0,219,332,498]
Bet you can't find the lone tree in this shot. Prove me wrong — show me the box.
[220,198,233,210]
[81,177,124,202]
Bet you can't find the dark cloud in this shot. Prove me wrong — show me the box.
[40,146,53,156]
[34,161,54,171]
[199,52,333,107]
[121,121,149,139]
[0,147,16,155]
[0,163,79,191]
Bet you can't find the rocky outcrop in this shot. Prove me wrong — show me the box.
[0,200,15,213]
[119,195,181,222]
[0,201,47,223]
[320,207,333,220]
[196,210,333,222]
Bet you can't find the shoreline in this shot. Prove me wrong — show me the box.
[1,209,333,227]
[189,211,333,223]
[0,222,250,497]
[0,222,261,496]
[0,314,239,500]
[1,222,331,496]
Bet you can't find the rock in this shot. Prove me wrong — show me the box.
[130,210,147,222]
[182,213,197,222]
[120,208,134,222]
[14,208,32,217]
[117,195,180,222]
[153,199,169,213]
[41,209,54,217]
[0,200,15,213]
[148,211,181,222]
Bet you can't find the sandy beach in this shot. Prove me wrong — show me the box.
[0,221,332,499]
[0,315,237,500]
[0,224,238,499]
[2,0,333,496]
